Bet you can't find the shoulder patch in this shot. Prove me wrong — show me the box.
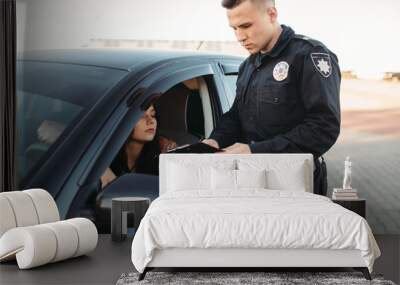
[310,53,332,78]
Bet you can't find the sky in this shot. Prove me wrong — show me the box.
[17,0,400,78]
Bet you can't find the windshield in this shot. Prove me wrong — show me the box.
[16,60,127,184]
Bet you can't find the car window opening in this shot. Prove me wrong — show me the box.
[100,76,213,190]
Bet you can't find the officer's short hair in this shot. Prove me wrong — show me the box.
[221,0,275,9]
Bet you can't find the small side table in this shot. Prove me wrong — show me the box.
[332,198,366,218]
[111,197,150,242]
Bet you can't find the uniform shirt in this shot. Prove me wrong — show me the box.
[210,25,341,158]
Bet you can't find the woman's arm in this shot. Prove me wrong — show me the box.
[100,167,117,188]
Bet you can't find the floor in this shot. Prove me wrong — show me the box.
[0,234,399,285]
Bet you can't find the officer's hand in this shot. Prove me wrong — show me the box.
[223,143,251,154]
[202,139,220,149]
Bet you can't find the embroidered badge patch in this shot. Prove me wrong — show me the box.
[273,61,289,82]
[311,53,332,78]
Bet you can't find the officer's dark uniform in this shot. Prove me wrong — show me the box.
[209,25,341,196]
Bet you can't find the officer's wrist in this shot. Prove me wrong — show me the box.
[249,141,273,154]
[248,145,253,154]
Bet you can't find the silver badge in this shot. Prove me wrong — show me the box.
[273,61,289,81]
[311,53,332,78]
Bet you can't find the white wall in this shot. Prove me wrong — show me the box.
[16,0,400,77]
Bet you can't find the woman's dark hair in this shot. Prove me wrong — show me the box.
[134,127,160,175]
[111,103,161,176]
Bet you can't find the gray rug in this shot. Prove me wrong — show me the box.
[116,271,396,285]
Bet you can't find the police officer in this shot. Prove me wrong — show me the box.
[203,0,341,196]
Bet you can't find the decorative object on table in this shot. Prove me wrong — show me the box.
[111,197,150,242]
[332,199,366,218]
[332,188,359,200]
[332,156,359,200]
[0,189,98,269]
[343,156,352,190]
[116,271,394,285]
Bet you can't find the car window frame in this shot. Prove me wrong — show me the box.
[211,60,241,114]
[83,61,215,184]
[64,59,220,218]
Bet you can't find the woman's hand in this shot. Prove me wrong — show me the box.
[159,136,177,153]
[100,168,117,188]
[202,139,219,149]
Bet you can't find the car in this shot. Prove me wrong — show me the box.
[16,48,243,232]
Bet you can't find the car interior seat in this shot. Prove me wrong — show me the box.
[156,80,204,145]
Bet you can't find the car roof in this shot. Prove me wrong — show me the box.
[19,48,243,72]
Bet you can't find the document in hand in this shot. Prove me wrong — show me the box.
[166,142,222,154]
